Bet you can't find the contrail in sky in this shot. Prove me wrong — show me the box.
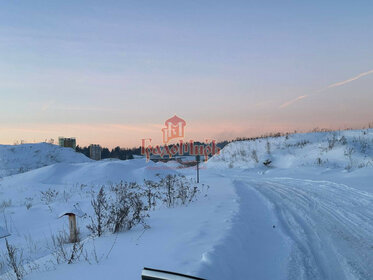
[279,69,373,108]
[279,95,308,109]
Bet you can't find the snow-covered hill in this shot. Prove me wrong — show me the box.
[207,129,373,170]
[0,154,232,280]
[0,143,91,178]
[0,130,372,280]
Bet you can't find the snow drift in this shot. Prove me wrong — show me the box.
[207,129,373,170]
[0,143,91,178]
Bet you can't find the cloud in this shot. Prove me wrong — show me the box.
[279,95,308,108]
[280,69,373,108]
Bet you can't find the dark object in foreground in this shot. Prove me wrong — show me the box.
[141,267,206,280]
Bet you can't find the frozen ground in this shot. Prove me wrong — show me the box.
[0,129,372,280]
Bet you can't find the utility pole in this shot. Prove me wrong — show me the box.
[196,155,200,183]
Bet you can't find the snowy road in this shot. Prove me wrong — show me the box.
[239,176,373,280]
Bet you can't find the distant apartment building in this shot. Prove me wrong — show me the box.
[89,144,102,160]
[58,137,77,150]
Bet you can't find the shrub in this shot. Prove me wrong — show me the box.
[87,176,206,236]
[266,141,271,154]
[339,136,347,145]
[344,147,354,170]
[24,197,33,210]
[62,190,72,203]
[327,133,338,150]
[160,175,178,207]
[40,188,59,205]
[143,180,161,210]
[0,199,12,212]
[4,239,24,280]
[108,183,149,233]
[251,150,259,163]
[87,187,108,237]
[49,231,84,264]
[176,179,199,205]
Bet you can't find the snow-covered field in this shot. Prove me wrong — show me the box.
[0,129,372,280]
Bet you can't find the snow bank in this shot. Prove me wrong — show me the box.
[207,129,373,170]
[0,143,91,178]
[0,156,237,280]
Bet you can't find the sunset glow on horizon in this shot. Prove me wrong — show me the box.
[1,1,372,148]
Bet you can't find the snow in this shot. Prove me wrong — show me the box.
[0,130,372,280]
[0,226,10,239]
[0,143,91,178]
[58,206,85,218]
[198,179,291,280]
[228,170,373,279]
[206,129,373,170]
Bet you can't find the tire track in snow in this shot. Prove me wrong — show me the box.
[242,177,373,280]
[198,180,290,280]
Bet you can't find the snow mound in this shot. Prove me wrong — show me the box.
[0,143,91,178]
[3,158,177,187]
[207,129,373,170]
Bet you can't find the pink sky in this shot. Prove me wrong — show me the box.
[1,1,373,148]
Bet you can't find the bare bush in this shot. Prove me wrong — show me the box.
[40,188,59,205]
[344,147,354,170]
[24,198,33,210]
[160,175,178,207]
[327,133,338,150]
[176,178,199,205]
[339,136,347,145]
[239,149,247,157]
[158,175,202,207]
[87,187,108,237]
[62,190,72,203]
[356,137,369,154]
[87,176,207,237]
[49,231,84,264]
[0,200,12,212]
[266,141,271,154]
[251,150,259,163]
[4,239,24,280]
[108,183,149,233]
[143,180,161,210]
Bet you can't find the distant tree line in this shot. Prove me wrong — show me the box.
[76,141,230,160]
[76,146,141,160]
[75,131,308,160]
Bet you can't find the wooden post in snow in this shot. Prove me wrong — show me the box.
[67,213,78,243]
[59,209,83,243]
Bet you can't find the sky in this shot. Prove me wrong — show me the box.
[0,0,372,148]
